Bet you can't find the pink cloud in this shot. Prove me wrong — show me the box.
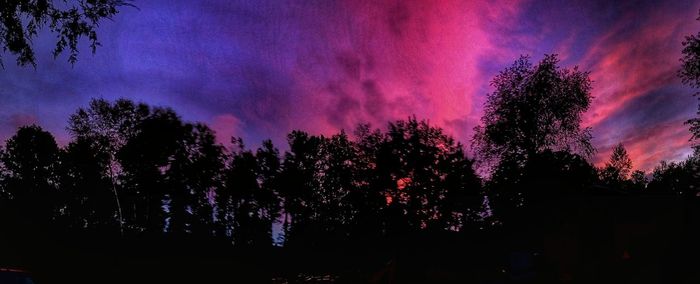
[578,5,699,171]
[581,8,698,129]
[285,0,529,143]
[210,114,244,145]
[594,120,693,172]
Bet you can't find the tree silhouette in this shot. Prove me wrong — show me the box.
[168,123,224,237]
[0,0,134,67]
[312,131,367,244]
[278,131,323,247]
[68,98,151,235]
[600,143,633,189]
[117,107,186,233]
[680,10,700,154]
[228,139,261,246]
[255,140,283,246]
[630,170,648,191]
[474,55,596,228]
[472,54,594,170]
[647,157,699,196]
[0,125,60,227]
[350,124,388,241]
[379,117,481,233]
[3,95,700,282]
[59,137,117,232]
[524,150,598,195]
[221,138,278,247]
[437,141,483,232]
[488,150,597,228]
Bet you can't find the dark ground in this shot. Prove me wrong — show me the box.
[2,196,700,284]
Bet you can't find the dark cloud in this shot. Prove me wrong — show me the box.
[597,87,694,133]
[362,80,388,123]
[336,52,362,81]
[326,83,361,130]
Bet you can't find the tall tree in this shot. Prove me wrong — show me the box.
[59,138,117,231]
[630,170,648,191]
[168,123,224,237]
[117,107,186,233]
[222,138,273,247]
[474,55,596,229]
[315,131,360,242]
[381,117,481,233]
[472,54,594,170]
[440,146,483,232]
[68,98,151,235]
[278,131,323,247]
[350,124,389,240]
[0,125,60,227]
[255,140,282,246]
[647,157,699,196]
[679,10,700,154]
[600,143,633,188]
[0,0,133,67]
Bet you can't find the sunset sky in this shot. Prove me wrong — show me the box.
[1,0,698,172]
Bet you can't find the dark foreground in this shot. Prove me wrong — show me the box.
[3,196,700,284]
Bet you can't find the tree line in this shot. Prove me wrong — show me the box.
[1,12,700,248]
[0,100,485,248]
[0,89,696,249]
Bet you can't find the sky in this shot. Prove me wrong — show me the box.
[0,0,698,172]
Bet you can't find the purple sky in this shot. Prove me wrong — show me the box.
[1,0,698,171]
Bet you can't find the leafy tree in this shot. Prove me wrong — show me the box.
[117,107,186,233]
[488,150,597,227]
[59,137,117,231]
[69,99,215,236]
[214,149,235,238]
[278,131,323,247]
[474,55,596,229]
[228,139,260,246]
[68,98,150,235]
[524,150,598,195]
[168,123,224,237]
[350,124,388,240]
[255,140,282,245]
[315,131,360,242]
[0,0,133,67]
[600,143,633,188]
[0,125,60,226]
[472,54,594,170]
[630,170,648,191]
[647,157,699,196]
[439,144,483,232]
[680,10,700,153]
[222,138,275,247]
[381,117,480,233]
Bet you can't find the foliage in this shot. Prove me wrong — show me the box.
[0,0,133,67]
[472,54,594,171]
[67,98,149,235]
[0,125,60,225]
[629,170,648,191]
[680,10,700,152]
[647,157,700,196]
[59,137,116,231]
[0,73,696,251]
[600,143,633,188]
[488,150,598,226]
